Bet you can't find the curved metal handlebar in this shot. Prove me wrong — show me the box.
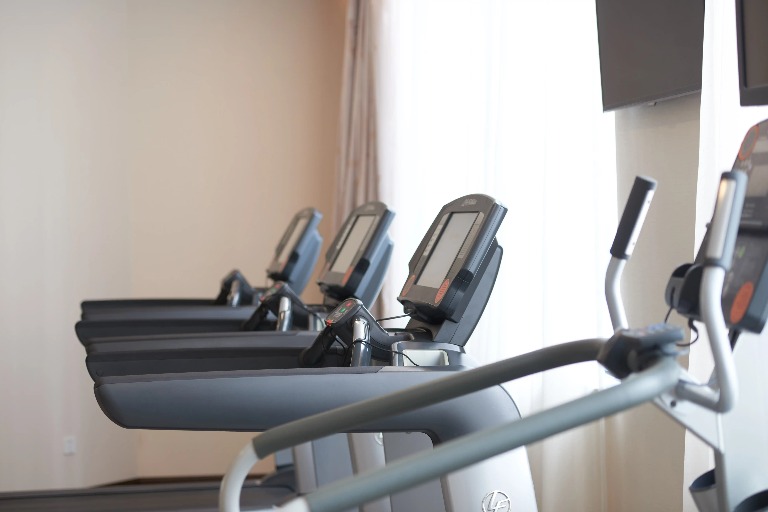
[676,171,746,413]
[606,176,657,331]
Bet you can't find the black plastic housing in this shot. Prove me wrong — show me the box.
[397,195,506,333]
[317,202,395,308]
[265,207,324,292]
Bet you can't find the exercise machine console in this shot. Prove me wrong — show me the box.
[76,202,393,345]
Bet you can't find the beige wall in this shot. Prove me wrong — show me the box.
[0,0,345,491]
[609,93,702,511]
[125,0,344,302]
[0,0,138,491]
[124,0,345,478]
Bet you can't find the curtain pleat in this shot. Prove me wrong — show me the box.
[334,0,380,234]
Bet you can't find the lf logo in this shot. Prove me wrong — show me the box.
[482,490,511,512]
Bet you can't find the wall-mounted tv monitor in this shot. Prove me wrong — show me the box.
[736,0,768,106]
[595,0,705,111]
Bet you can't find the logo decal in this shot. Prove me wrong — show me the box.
[482,491,511,512]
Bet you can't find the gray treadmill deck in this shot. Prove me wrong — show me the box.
[0,480,292,512]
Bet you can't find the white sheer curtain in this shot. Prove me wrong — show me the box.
[684,1,768,510]
[374,1,617,510]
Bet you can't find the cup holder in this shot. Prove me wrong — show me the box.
[690,470,768,512]
[401,349,449,366]
[735,490,768,512]
[690,470,718,512]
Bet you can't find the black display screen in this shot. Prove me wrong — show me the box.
[416,212,478,288]
[330,215,376,273]
[722,234,768,332]
[742,0,768,90]
[595,0,704,111]
[277,216,309,264]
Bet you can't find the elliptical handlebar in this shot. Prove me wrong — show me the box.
[611,176,657,260]
[704,172,746,270]
[606,176,657,331]
[676,171,747,413]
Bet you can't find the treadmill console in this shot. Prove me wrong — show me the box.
[265,207,323,292]
[722,120,768,332]
[398,194,507,345]
[668,120,768,334]
[300,298,412,366]
[325,298,364,326]
[317,202,395,307]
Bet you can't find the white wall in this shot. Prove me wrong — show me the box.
[0,0,346,491]
[0,0,139,491]
[608,93,702,511]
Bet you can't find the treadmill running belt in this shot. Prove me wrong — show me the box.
[0,480,292,512]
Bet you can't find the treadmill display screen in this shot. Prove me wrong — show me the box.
[277,217,309,264]
[330,215,376,273]
[417,212,478,288]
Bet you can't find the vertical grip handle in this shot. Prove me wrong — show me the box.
[216,269,250,305]
[299,327,338,367]
[704,171,747,269]
[349,318,372,367]
[676,171,747,413]
[610,176,657,259]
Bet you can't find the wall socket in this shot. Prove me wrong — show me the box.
[63,436,76,456]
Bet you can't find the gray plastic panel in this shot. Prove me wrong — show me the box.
[383,432,444,512]
[85,331,340,379]
[94,365,521,444]
[0,480,291,512]
[76,316,250,346]
[81,305,258,322]
[81,298,215,312]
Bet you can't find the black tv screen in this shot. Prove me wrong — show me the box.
[736,0,768,106]
[596,0,705,111]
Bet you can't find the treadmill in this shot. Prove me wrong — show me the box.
[0,203,395,512]
[76,202,393,346]
[0,480,293,512]
[90,194,541,512]
[81,207,323,317]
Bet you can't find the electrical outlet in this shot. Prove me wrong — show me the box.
[63,436,76,456]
